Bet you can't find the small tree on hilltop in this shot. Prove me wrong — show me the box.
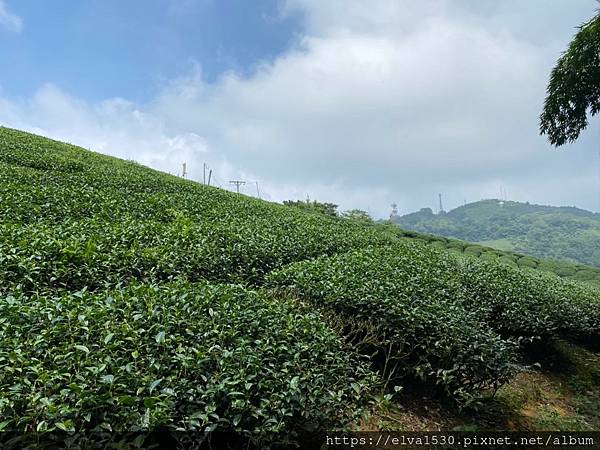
[341,209,374,224]
[283,199,339,217]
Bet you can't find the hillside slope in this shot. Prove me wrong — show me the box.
[1,127,599,446]
[392,199,600,268]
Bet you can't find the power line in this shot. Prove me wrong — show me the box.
[229,180,246,194]
[208,167,223,188]
[188,161,266,197]
[201,162,223,188]
[212,174,223,188]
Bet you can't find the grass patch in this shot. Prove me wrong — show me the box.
[366,340,600,432]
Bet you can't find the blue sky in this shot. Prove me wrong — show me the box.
[1,0,302,102]
[1,0,599,218]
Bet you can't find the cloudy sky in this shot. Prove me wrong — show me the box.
[1,0,599,218]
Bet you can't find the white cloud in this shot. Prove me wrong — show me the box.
[1,0,599,217]
[0,84,212,179]
[0,1,22,32]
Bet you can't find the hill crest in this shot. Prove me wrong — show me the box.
[392,199,600,268]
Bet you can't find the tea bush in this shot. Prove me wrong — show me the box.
[268,241,600,401]
[457,257,600,339]
[267,242,517,403]
[0,282,376,447]
[377,223,600,287]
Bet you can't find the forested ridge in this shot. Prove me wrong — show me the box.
[393,199,600,269]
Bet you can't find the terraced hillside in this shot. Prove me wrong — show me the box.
[385,227,600,288]
[0,127,599,447]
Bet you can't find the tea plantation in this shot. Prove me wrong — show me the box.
[1,127,599,447]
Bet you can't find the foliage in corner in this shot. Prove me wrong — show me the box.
[540,11,600,146]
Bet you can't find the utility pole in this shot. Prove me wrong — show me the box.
[438,193,444,214]
[182,162,187,178]
[229,180,246,194]
[255,181,261,199]
[207,169,212,187]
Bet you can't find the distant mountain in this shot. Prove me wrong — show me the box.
[391,199,600,268]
